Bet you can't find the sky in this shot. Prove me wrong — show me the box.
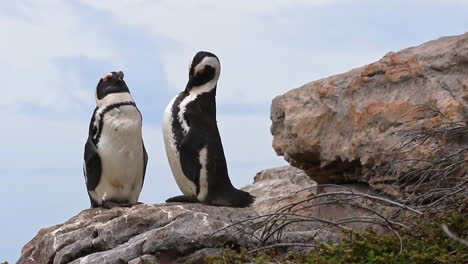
[1,0,467,262]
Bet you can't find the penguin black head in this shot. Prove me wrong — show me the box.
[185,51,221,93]
[96,71,130,100]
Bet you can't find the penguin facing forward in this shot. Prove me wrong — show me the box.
[163,51,255,208]
[84,71,148,209]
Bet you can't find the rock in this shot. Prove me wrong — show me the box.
[312,183,401,232]
[243,167,393,241]
[180,248,221,264]
[271,32,468,196]
[128,255,159,264]
[18,167,402,263]
[242,166,317,215]
[18,204,257,264]
[17,168,340,264]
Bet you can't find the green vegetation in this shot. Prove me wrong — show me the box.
[204,207,468,264]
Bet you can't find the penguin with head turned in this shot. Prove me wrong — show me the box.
[163,51,255,208]
[83,71,148,209]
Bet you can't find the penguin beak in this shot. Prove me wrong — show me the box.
[184,77,193,93]
[115,71,124,80]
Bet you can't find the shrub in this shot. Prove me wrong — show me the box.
[205,207,467,264]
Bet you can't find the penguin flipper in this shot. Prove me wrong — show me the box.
[179,129,205,184]
[142,140,148,186]
[84,137,101,191]
[166,195,200,203]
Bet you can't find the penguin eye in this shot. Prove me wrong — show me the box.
[198,66,206,75]
[193,69,203,78]
[196,65,213,77]
[92,126,97,136]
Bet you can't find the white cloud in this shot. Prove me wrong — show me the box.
[0,110,88,169]
[78,0,382,105]
[0,0,385,112]
[428,0,468,5]
[0,0,121,112]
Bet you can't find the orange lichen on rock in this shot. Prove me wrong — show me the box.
[382,53,424,82]
[271,33,468,196]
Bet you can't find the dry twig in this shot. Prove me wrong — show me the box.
[442,224,468,247]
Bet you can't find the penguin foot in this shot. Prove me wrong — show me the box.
[210,189,256,208]
[166,195,200,204]
[101,201,142,209]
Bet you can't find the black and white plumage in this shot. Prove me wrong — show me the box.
[83,71,148,209]
[163,51,255,208]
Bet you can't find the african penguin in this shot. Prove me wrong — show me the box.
[163,51,255,208]
[83,71,148,209]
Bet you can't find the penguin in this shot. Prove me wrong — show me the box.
[163,51,255,208]
[83,71,148,209]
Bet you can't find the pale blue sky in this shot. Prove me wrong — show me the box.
[1,0,467,262]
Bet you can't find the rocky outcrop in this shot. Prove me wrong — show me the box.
[18,204,257,264]
[18,167,322,264]
[271,33,468,195]
[243,167,396,234]
[18,167,406,264]
[242,166,317,215]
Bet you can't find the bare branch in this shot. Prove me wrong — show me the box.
[442,224,468,247]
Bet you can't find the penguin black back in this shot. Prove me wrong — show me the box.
[163,51,255,208]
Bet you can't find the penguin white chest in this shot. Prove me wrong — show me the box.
[93,106,144,203]
[163,97,197,196]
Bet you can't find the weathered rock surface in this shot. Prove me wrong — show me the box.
[17,173,406,263]
[18,204,257,264]
[242,166,317,215]
[271,32,468,195]
[18,167,323,264]
[244,167,398,233]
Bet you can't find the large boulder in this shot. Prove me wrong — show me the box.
[271,33,468,196]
